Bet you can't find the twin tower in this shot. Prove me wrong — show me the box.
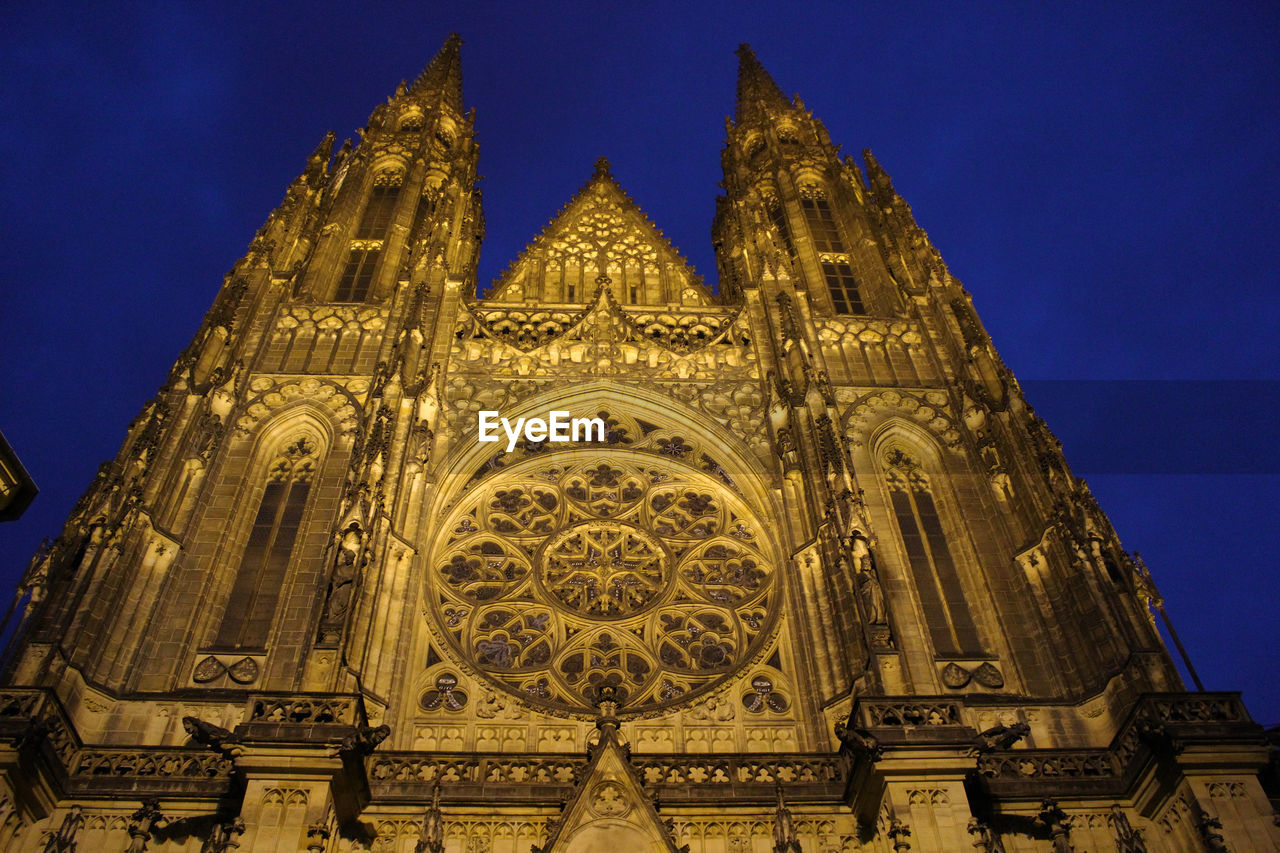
[2,35,1275,853]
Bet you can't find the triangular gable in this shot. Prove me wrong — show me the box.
[536,718,684,853]
[487,158,713,308]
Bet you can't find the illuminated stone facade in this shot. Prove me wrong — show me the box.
[2,36,1276,852]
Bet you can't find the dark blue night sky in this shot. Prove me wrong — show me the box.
[1,3,1276,720]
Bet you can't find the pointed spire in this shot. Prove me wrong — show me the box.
[409,32,464,114]
[735,43,793,125]
[862,148,896,196]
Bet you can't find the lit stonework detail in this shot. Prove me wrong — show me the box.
[540,522,669,619]
[6,35,1275,853]
[429,455,777,714]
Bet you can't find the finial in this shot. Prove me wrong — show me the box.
[593,156,612,178]
[773,783,801,853]
[595,684,620,730]
[416,780,445,853]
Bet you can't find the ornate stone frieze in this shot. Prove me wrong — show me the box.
[840,388,960,448]
[236,376,367,436]
[816,317,923,350]
[450,290,758,381]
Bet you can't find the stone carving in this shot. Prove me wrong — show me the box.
[416,782,445,853]
[976,750,1114,780]
[316,516,368,646]
[248,694,361,725]
[420,673,469,712]
[427,454,778,714]
[1035,800,1073,853]
[304,822,330,853]
[685,693,736,722]
[182,716,241,751]
[858,700,962,727]
[1108,804,1147,852]
[743,674,790,713]
[834,720,883,762]
[474,690,524,720]
[235,377,363,437]
[588,780,630,817]
[972,662,1004,688]
[369,754,581,786]
[773,785,802,853]
[335,723,391,756]
[887,817,912,851]
[451,288,758,382]
[637,756,840,787]
[486,161,710,308]
[201,817,245,853]
[41,806,82,853]
[939,661,1004,691]
[74,748,233,780]
[1196,808,1228,852]
[192,655,259,685]
[972,722,1030,753]
[842,389,960,448]
[125,800,164,853]
[966,819,1006,853]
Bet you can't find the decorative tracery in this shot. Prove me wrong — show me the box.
[214,436,318,649]
[882,447,982,656]
[485,166,710,307]
[427,454,777,715]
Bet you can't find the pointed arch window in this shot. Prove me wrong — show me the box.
[799,192,865,314]
[822,260,864,314]
[334,248,380,302]
[883,448,982,656]
[767,201,795,256]
[214,437,317,649]
[800,195,844,253]
[334,169,403,302]
[356,170,403,239]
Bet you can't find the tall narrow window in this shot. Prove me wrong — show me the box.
[884,448,982,656]
[334,249,381,302]
[356,178,402,240]
[822,260,865,314]
[215,437,317,649]
[802,193,865,313]
[800,195,844,253]
[768,202,795,256]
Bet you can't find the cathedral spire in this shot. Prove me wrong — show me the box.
[735,43,793,126]
[409,32,464,113]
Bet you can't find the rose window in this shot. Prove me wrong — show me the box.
[540,522,669,618]
[427,454,777,715]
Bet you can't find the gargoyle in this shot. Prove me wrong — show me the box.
[834,720,883,761]
[333,723,391,756]
[973,722,1031,753]
[182,716,240,751]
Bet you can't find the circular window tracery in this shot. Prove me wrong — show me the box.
[539,521,669,619]
[426,453,778,715]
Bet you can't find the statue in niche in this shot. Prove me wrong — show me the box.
[858,563,887,626]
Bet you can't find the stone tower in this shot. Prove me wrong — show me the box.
[1,37,1275,853]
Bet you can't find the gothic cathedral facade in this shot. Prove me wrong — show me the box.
[2,37,1275,853]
